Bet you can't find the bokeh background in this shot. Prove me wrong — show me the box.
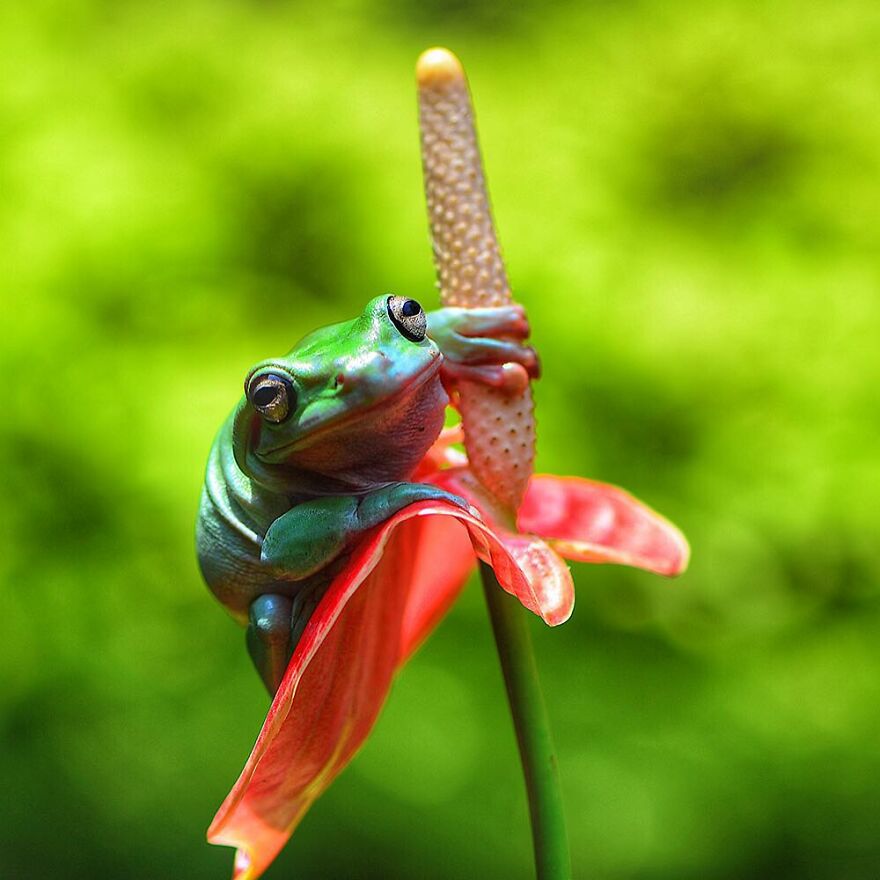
[2,1,879,877]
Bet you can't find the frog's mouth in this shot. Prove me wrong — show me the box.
[258,357,444,460]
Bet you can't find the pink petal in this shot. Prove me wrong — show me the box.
[492,531,575,626]
[208,501,530,879]
[518,475,690,576]
[398,511,477,660]
[431,469,576,626]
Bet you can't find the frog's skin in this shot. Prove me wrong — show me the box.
[197,294,537,694]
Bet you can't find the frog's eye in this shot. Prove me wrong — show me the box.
[387,295,427,342]
[247,372,294,423]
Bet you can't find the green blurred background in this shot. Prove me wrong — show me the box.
[2,1,879,877]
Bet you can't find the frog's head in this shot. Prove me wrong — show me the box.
[234,295,449,493]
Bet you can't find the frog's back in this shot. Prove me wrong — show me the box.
[196,417,290,622]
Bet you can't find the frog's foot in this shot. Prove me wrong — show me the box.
[428,305,539,393]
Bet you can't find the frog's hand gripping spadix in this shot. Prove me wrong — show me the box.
[417,48,535,517]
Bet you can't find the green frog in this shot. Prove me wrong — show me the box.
[197,295,537,693]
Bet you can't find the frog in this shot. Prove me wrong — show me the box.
[196,294,538,695]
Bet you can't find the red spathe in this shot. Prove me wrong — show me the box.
[208,452,688,879]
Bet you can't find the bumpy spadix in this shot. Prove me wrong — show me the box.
[417,48,535,515]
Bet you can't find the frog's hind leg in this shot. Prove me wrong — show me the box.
[289,586,324,654]
[246,594,294,696]
[246,586,329,696]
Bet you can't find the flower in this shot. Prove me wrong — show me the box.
[207,427,689,879]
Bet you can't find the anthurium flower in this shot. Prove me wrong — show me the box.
[210,47,689,880]
[207,430,689,879]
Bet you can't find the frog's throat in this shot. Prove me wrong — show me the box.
[256,357,443,460]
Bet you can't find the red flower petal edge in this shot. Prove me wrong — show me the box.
[519,475,690,576]
[208,501,529,880]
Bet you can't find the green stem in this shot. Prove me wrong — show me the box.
[480,563,573,880]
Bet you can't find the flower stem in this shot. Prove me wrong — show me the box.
[480,563,572,880]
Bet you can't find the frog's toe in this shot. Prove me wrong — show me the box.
[433,488,470,511]
[410,483,471,511]
[454,304,530,339]
[441,361,533,393]
[444,334,538,370]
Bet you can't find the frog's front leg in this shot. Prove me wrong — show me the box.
[260,484,469,578]
[427,305,540,392]
[251,483,471,694]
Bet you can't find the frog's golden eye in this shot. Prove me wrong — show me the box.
[247,372,294,423]
[387,295,427,342]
